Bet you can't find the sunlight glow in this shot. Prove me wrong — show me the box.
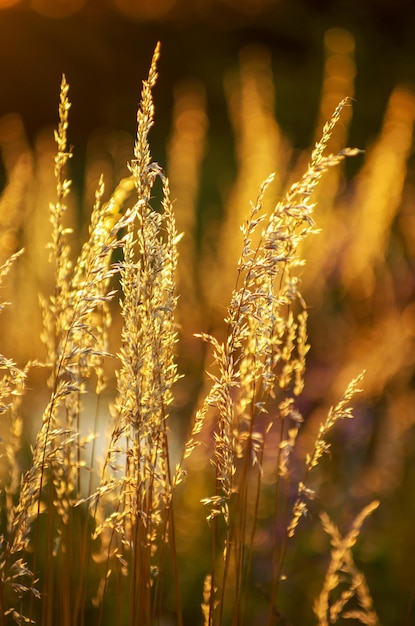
[114,0,176,21]
[31,0,87,18]
[0,0,21,8]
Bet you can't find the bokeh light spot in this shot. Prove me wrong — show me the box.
[31,0,87,18]
[114,0,176,21]
[324,27,355,55]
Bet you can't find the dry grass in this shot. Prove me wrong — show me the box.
[0,36,412,625]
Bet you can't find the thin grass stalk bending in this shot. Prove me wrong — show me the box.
[314,501,380,626]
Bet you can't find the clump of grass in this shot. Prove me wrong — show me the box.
[315,501,380,626]
[188,100,368,626]
[0,43,380,626]
[88,42,183,626]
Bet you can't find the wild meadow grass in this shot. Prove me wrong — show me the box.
[0,37,414,625]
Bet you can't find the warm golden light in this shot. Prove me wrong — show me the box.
[31,0,86,18]
[324,27,355,55]
[301,28,357,297]
[0,29,413,626]
[205,45,284,312]
[0,0,20,8]
[167,80,208,358]
[319,28,356,142]
[342,85,415,296]
[113,0,176,20]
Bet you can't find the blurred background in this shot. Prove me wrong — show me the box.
[1,0,415,624]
